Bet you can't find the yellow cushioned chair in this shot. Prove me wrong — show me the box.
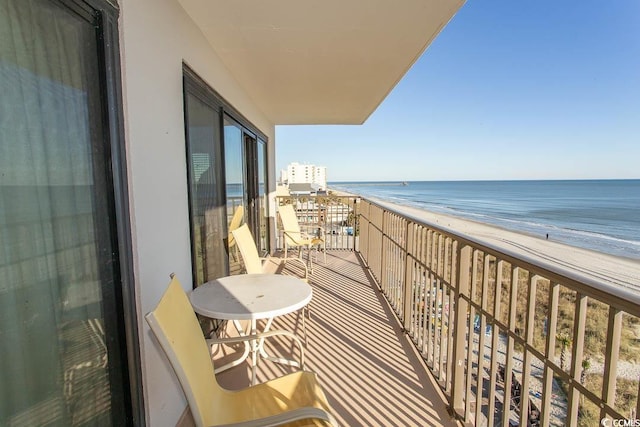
[227,205,245,261]
[145,275,337,427]
[278,204,326,270]
[232,224,309,280]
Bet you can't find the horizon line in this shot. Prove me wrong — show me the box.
[328,178,640,183]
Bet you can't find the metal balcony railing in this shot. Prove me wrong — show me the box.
[273,194,640,426]
[358,199,640,427]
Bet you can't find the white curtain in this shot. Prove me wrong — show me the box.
[0,0,110,425]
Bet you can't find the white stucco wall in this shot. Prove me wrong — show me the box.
[118,0,276,424]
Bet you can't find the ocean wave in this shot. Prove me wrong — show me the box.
[331,180,640,258]
[455,211,640,249]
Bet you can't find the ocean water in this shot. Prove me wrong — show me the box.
[330,180,640,260]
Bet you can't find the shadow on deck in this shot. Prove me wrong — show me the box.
[213,250,459,427]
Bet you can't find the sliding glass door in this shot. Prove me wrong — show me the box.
[0,0,133,425]
[184,67,270,282]
[224,116,269,255]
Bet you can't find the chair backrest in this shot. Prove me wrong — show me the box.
[231,224,264,274]
[145,276,221,427]
[227,205,244,248]
[278,204,303,246]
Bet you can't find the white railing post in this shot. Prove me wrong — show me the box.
[541,281,560,426]
[464,250,479,423]
[567,292,588,427]
[377,207,383,285]
[403,221,414,330]
[451,243,472,417]
[487,259,504,427]
[519,274,539,427]
[501,266,520,426]
[601,307,622,422]
[475,254,491,424]
[446,240,457,394]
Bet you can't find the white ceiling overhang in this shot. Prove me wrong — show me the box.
[178,0,465,125]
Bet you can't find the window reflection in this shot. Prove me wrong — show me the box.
[223,118,246,229]
[186,94,227,284]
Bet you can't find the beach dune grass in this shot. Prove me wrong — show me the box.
[461,251,639,425]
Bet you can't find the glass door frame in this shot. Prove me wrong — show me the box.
[91,1,143,423]
[67,0,143,424]
[244,131,259,241]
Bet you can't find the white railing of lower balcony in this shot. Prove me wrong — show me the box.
[275,194,640,427]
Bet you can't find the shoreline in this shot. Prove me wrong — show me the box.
[332,189,640,292]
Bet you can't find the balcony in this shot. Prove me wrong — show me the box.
[212,194,640,427]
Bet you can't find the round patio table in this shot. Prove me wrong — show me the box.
[189,274,312,384]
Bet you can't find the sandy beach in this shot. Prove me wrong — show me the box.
[361,197,640,294]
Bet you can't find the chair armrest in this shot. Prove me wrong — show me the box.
[206,333,261,346]
[300,224,325,232]
[206,329,306,368]
[299,224,325,237]
[281,229,301,238]
[283,229,324,245]
[214,406,338,427]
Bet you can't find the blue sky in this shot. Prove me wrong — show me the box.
[275,0,640,182]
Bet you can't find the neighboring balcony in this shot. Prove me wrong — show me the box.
[218,194,638,427]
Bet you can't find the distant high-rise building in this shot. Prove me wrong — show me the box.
[285,162,327,190]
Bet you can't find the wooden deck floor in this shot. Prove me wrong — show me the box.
[214,250,459,427]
